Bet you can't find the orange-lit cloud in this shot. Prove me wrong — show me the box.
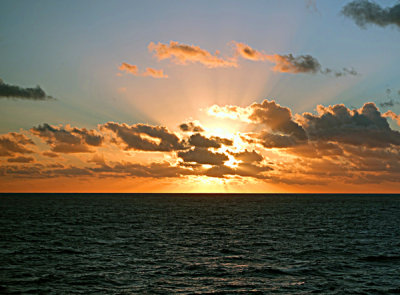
[148,41,237,68]
[119,62,168,78]
[384,110,400,126]
[233,41,357,76]
[1,99,400,192]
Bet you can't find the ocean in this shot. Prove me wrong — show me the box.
[0,194,399,294]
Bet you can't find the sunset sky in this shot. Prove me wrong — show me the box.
[1,0,400,192]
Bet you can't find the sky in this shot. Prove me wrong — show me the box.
[1,0,400,193]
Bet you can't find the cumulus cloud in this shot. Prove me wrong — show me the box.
[119,62,168,78]
[233,42,358,76]
[302,103,400,147]
[148,41,237,68]
[188,133,221,148]
[0,132,35,157]
[250,100,307,140]
[31,124,103,153]
[102,122,185,152]
[0,79,54,100]
[178,147,228,165]
[3,98,400,188]
[342,0,400,28]
[179,121,204,132]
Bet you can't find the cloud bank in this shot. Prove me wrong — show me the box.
[2,98,400,190]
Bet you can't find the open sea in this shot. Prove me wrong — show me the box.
[0,193,400,294]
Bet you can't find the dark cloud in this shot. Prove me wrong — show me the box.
[379,99,400,108]
[0,79,54,100]
[178,147,228,165]
[188,133,221,148]
[7,156,35,163]
[257,132,303,148]
[90,161,194,178]
[342,0,400,28]
[302,103,400,147]
[230,150,263,163]
[179,122,204,132]
[0,132,35,157]
[102,122,185,152]
[250,100,308,141]
[42,151,59,158]
[271,54,322,74]
[31,123,103,153]
[204,162,271,178]
[233,42,358,76]
[380,99,395,108]
[322,67,359,77]
[187,133,233,149]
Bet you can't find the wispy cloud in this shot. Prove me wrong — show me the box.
[119,63,168,78]
[233,42,358,76]
[148,41,237,68]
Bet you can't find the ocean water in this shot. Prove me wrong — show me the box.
[0,194,400,294]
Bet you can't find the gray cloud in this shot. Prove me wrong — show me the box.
[188,133,221,148]
[205,162,271,178]
[342,0,400,28]
[250,100,308,141]
[0,132,35,157]
[178,147,228,165]
[102,122,185,152]
[233,42,358,77]
[31,123,103,153]
[179,122,204,132]
[0,79,54,100]
[302,102,400,147]
[7,156,35,163]
[230,150,263,163]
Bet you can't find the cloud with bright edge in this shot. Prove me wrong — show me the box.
[2,99,400,189]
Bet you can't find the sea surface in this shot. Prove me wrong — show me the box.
[1,194,400,294]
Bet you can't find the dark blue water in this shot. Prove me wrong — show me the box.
[1,194,400,294]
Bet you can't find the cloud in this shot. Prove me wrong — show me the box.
[233,42,358,76]
[148,41,237,68]
[230,150,263,163]
[7,156,35,163]
[179,121,204,132]
[188,133,221,148]
[0,79,54,100]
[380,99,396,108]
[204,162,271,178]
[342,0,400,28]
[0,132,35,157]
[42,151,59,158]
[383,110,400,126]
[178,147,228,165]
[301,103,400,147]
[90,161,194,178]
[250,100,308,140]
[102,122,185,152]
[119,63,168,78]
[31,124,103,153]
